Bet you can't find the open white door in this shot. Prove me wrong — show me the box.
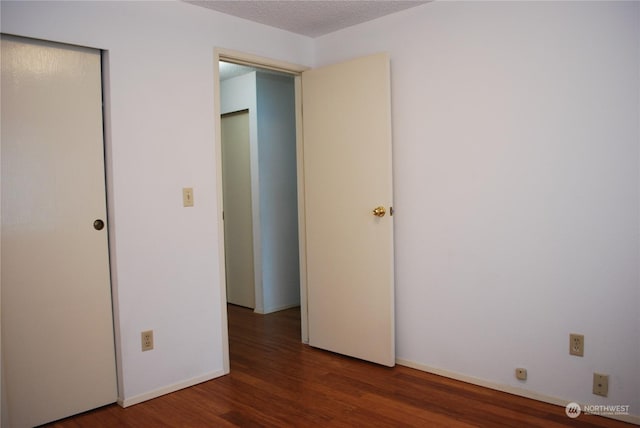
[302,53,395,367]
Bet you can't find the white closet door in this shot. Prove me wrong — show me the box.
[1,35,117,427]
[222,110,256,309]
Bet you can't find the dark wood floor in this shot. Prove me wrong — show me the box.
[46,305,632,427]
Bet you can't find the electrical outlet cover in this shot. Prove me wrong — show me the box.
[515,368,527,381]
[569,333,584,357]
[141,330,154,352]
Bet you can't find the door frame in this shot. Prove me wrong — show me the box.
[213,48,309,373]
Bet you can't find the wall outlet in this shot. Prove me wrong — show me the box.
[593,373,609,397]
[141,330,154,352]
[569,333,584,357]
[515,368,527,381]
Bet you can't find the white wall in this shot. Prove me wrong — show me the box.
[316,1,639,418]
[256,73,300,313]
[0,0,312,406]
[3,0,638,420]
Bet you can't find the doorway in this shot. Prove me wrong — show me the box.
[215,50,395,371]
[218,59,302,345]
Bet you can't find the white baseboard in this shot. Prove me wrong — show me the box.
[117,369,227,408]
[258,302,300,315]
[396,359,639,426]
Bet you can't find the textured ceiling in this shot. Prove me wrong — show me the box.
[185,1,428,38]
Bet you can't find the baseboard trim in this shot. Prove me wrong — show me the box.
[396,359,639,425]
[117,369,227,408]
[259,303,300,315]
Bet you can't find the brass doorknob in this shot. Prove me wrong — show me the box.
[372,206,386,217]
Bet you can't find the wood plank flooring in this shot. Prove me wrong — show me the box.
[45,305,632,427]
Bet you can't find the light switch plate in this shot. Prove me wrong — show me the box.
[183,187,194,207]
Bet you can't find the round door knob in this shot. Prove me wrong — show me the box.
[372,206,386,217]
[93,219,105,230]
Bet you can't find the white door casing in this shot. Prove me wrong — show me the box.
[1,35,117,427]
[302,53,395,367]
